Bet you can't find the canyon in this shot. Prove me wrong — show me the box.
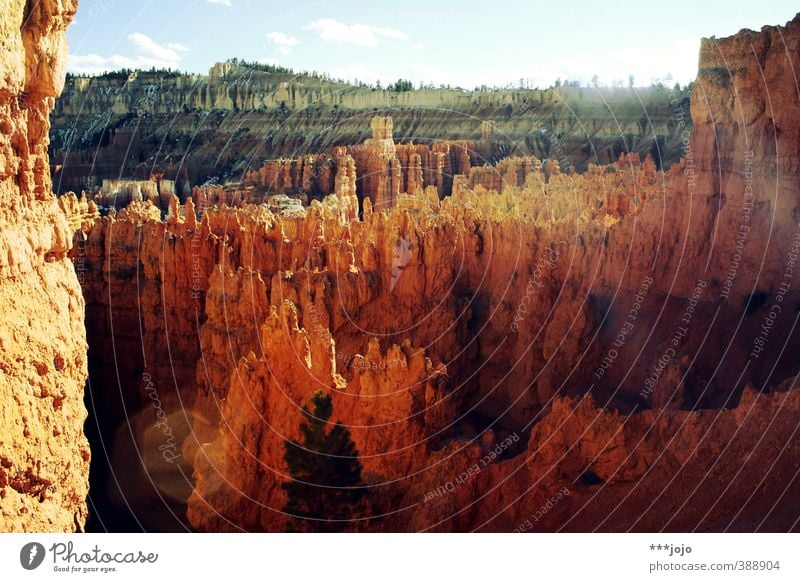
[1,0,799,533]
[48,62,692,198]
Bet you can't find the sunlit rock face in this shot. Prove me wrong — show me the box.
[59,14,800,531]
[49,62,693,197]
[0,0,89,532]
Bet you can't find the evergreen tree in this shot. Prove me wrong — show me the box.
[282,390,365,531]
[388,78,414,92]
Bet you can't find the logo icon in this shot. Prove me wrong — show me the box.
[20,542,46,570]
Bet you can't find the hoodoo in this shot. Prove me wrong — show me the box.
[2,0,799,535]
[63,15,800,531]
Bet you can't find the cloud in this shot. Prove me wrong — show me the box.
[128,32,182,63]
[206,0,232,6]
[266,32,299,48]
[68,33,186,74]
[167,42,190,52]
[266,31,299,55]
[305,18,407,47]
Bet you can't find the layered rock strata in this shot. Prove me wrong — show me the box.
[50,64,693,195]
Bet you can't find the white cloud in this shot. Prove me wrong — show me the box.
[266,31,299,55]
[266,32,299,47]
[67,54,129,74]
[128,32,182,63]
[206,0,232,6]
[167,42,190,52]
[68,33,186,74]
[257,57,280,67]
[305,18,408,47]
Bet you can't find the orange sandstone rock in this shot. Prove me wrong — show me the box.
[0,0,88,532]
[63,14,800,532]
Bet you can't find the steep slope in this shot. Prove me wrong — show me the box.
[0,0,88,532]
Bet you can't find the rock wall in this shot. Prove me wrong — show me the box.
[87,122,478,214]
[0,0,88,532]
[67,15,800,531]
[49,65,692,195]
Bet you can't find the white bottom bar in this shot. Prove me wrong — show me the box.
[1,533,796,581]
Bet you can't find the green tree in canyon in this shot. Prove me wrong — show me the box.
[282,390,366,531]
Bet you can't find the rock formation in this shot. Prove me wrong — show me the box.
[48,13,800,532]
[0,0,88,532]
[80,120,480,215]
[49,65,692,196]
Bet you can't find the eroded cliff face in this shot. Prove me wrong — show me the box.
[49,64,692,196]
[87,118,477,214]
[0,0,88,532]
[67,15,800,531]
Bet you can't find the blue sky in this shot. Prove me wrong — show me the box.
[67,0,799,88]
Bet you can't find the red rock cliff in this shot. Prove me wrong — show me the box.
[70,14,800,531]
[0,0,88,532]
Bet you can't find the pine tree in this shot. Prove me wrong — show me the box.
[282,390,365,531]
